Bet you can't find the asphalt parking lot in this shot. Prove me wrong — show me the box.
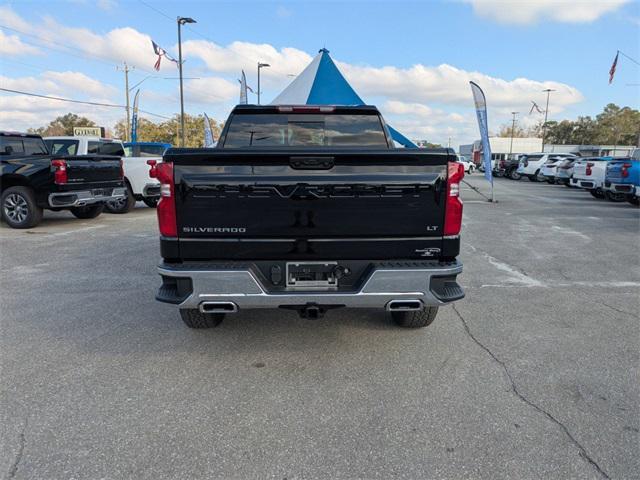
[1,176,638,480]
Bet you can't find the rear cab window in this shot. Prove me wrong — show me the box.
[98,142,125,156]
[45,139,79,155]
[222,113,390,149]
[138,145,166,156]
[1,135,49,155]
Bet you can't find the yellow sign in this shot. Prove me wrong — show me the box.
[73,127,102,136]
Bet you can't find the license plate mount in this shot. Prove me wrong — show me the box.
[286,262,338,288]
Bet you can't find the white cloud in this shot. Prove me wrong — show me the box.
[0,5,169,73]
[0,70,122,131]
[97,0,117,11]
[464,0,630,24]
[339,62,583,114]
[185,77,239,104]
[181,40,312,83]
[1,71,118,98]
[0,30,42,56]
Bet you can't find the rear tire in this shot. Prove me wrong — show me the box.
[627,196,639,206]
[105,182,135,214]
[391,307,438,328]
[589,189,604,199]
[70,204,104,219]
[605,191,626,202]
[529,174,539,182]
[1,186,43,229]
[142,197,158,208]
[509,169,521,180]
[180,309,224,329]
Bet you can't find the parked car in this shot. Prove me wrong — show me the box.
[555,157,578,186]
[570,157,617,199]
[502,155,523,180]
[152,105,464,329]
[517,153,576,182]
[604,155,639,206]
[45,136,162,213]
[1,131,124,228]
[539,156,569,184]
[457,154,475,173]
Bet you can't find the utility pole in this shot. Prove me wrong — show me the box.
[257,62,270,105]
[117,62,133,142]
[541,88,555,152]
[509,112,518,157]
[177,16,196,147]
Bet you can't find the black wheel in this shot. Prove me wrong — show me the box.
[180,309,224,329]
[564,181,572,187]
[605,191,626,202]
[1,186,43,229]
[105,182,135,214]
[547,177,555,184]
[589,189,604,199]
[528,174,539,182]
[627,195,639,206]
[391,307,438,328]
[509,169,522,180]
[142,197,159,208]
[70,204,104,219]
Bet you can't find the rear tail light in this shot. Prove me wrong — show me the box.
[147,159,158,178]
[444,161,464,236]
[51,159,67,185]
[499,160,506,168]
[621,162,632,178]
[154,161,177,237]
[586,162,594,176]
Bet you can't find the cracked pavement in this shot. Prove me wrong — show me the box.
[1,176,639,479]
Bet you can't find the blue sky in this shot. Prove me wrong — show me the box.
[1,0,638,147]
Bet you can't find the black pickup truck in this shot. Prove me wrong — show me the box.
[151,105,464,329]
[1,132,125,228]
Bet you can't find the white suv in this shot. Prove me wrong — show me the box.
[517,153,576,182]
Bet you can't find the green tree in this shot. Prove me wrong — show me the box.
[28,113,97,136]
[497,124,527,138]
[114,114,223,147]
[594,103,640,146]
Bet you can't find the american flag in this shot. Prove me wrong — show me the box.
[151,40,178,71]
[609,51,619,84]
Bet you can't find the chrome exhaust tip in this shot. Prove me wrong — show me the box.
[386,300,423,312]
[199,302,238,314]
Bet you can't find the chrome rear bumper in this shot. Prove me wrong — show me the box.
[49,187,126,208]
[157,261,464,312]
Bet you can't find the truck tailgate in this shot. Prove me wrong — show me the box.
[63,155,122,184]
[166,149,455,260]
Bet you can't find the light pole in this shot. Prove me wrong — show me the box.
[257,62,270,105]
[509,111,518,157]
[177,16,196,147]
[541,88,555,152]
[117,62,133,142]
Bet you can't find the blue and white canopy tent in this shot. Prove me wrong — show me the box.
[270,48,417,148]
